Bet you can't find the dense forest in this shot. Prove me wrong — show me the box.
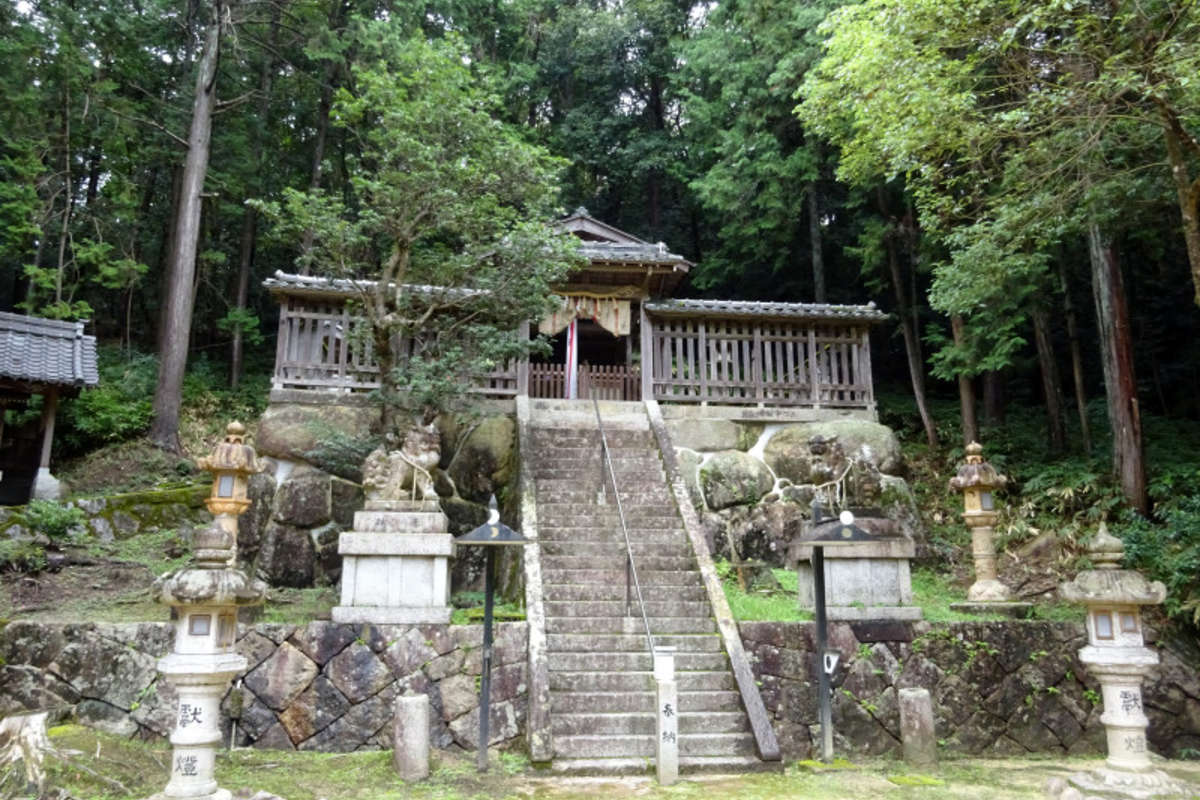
[2,0,1200,529]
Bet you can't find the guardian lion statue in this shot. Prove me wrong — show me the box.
[362,421,441,502]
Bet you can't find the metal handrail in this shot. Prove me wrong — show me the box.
[591,394,656,660]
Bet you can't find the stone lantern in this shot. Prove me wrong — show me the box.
[948,442,1027,615]
[1048,525,1190,799]
[196,422,263,544]
[149,424,267,800]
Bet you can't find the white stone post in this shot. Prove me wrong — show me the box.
[393,694,431,782]
[654,646,678,786]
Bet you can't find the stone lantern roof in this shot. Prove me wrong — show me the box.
[1059,524,1166,607]
[948,442,1007,492]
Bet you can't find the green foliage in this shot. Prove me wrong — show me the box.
[0,538,47,572]
[57,348,157,454]
[1117,497,1200,626]
[19,500,86,542]
[259,21,578,424]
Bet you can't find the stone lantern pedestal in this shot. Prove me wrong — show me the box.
[148,422,267,800]
[947,442,1031,618]
[1046,526,1192,800]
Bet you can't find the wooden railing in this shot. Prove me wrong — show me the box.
[640,314,874,409]
[526,363,641,401]
[272,295,874,409]
[272,297,517,397]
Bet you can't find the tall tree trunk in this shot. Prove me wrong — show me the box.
[230,5,279,389]
[149,0,223,453]
[1086,224,1146,513]
[1057,260,1092,455]
[950,314,978,444]
[879,188,937,447]
[808,181,826,303]
[983,370,1006,424]
[1160,105,1200,307]
[1031,306,1066,453]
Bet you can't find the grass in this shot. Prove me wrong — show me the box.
[720,564,1083,624]
[259,586,339,624]
[37,724,1200,800]
[720,564,812,622]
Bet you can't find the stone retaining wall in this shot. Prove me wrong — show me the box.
[739,620,1200,761]
[0,621,528,753]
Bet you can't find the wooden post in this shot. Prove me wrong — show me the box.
[752,322,763,404]
[808,328,821,408]
[640,305,653,402]
[38,388,58,470]
[272,297,291,389]
[698,320,708,402]
[861,328,875,412]
[517,320,530,398]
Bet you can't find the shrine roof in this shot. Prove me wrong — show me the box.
[0,312,99,390]
[263,271,481,300]
[643,298,888,324]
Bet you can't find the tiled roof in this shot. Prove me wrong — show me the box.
[643,298,887,323]
[262,271,481,299]
[0,312,99,388]
[578,241,691,269]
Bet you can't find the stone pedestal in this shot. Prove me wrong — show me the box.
[796,538,921,621]
[332,499,453,624]
[152,654,245,800]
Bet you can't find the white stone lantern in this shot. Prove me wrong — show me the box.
[149,424,267,800]
[1049,524,1190,800]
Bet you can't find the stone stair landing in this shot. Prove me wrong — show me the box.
[527,401,762,774]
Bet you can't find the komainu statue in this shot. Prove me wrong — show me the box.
[362,421,441,502]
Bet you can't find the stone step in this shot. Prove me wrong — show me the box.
[545,600,712,619]
[545,616,717,635]
[553,732,756,759]
[538,514,681,530]
[537,527,685,540]
[531,414,649,431]
[529,430,651,446]
[546,633,723,653]
[551,711,749,737]
[539,540,693,558]
[550,689,745,714]
[549,670,735,693]
[534,492,676,508]
[548,651,728,673]
[542,555,696,572]
[548,755,775,776]
[542,569,701,587]
[532,455,663,467]
[543,583,708,603]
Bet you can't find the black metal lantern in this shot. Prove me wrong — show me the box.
[800,502,879,762]
[454,495,527,771]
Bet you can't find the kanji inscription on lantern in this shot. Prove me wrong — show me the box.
[175,755,199,776]
[1123,735,1146,754]
[1119,690,1142,713]
[178,704,203,727]
[661,703,674,718]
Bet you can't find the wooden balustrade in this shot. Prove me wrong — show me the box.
[643,314,873,409]
[272,296,874,409]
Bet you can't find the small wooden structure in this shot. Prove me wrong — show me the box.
[264,211,885,413]
[0,312,99,503]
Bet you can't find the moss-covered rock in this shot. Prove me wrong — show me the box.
[256,403,381,463]
[676,448,706,510]
[700,450,775,510]
[763,420,904,481]
[446,415,515,504]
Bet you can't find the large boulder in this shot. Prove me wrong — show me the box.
[666,419,744,452]
[699,450,775,510]
[256,521,316,587]
[763,420,904,481]
[272,466,331,528]
[446,415,515,503]
[676,448,705,510]
[255,403,381,463]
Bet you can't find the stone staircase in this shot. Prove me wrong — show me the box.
[527,400,761,774]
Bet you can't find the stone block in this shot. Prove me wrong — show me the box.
[898,687,937,767]
[288,622,356,666]
[382,628,439,678]
[325,642,395,704]
[274,469,332,527]
[393,695,431,781]
[338,532,454,556]
[244,641,318,711]
[278,675,350,745]
[352,511,448,534]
